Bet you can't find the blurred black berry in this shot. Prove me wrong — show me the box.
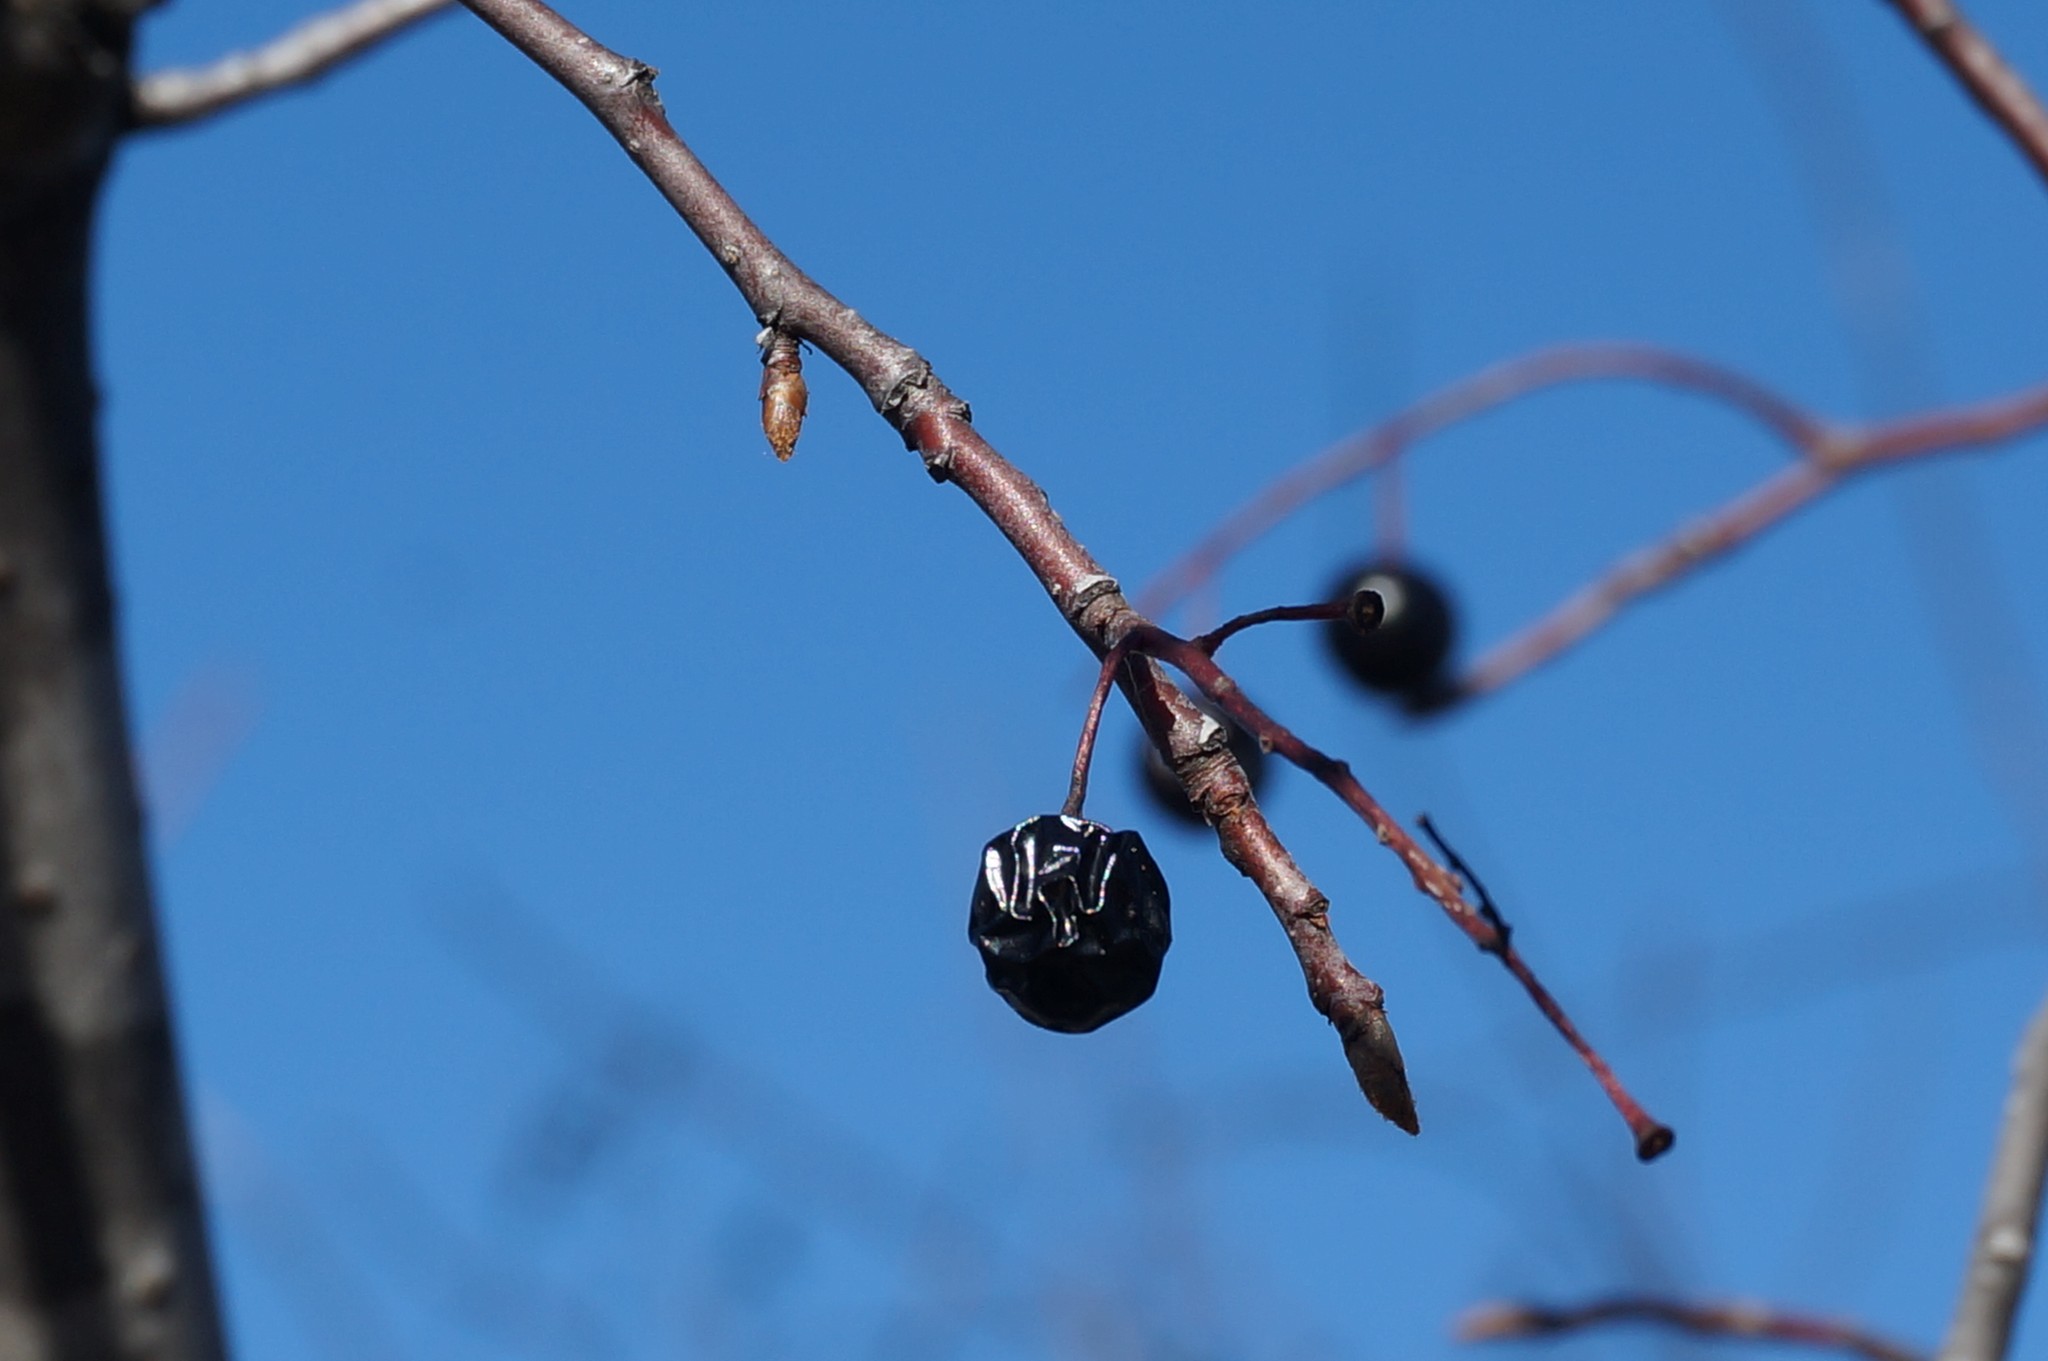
[1322,559,1456,703]
[968,814,1171,1033]
[1137,700,1267,826]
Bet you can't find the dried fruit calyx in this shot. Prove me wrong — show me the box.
[1322,560,1456,704]
[969,814,1171,1033]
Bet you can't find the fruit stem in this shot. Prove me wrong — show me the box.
[1063,597,1377,821]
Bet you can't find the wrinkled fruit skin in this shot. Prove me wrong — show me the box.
[1137,702,1267,826]
[969,814,1171,1033]
[1322,560,1456,702]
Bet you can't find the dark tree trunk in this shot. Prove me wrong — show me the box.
[0,3,229,1357]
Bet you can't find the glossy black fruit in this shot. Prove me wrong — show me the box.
[969,814,1171,1033]
[1322,560,1456,700]
[1137,701,1267,826]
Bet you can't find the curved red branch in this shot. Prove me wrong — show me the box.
[1135,342,1822,623]
[1463,377,2048,697]
[1136,340,2048,705]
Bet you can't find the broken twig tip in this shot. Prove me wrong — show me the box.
[1454,1304,1530,1342]
[1634,1123,1676,1162]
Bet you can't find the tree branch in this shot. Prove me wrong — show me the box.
[1940,988,2048,1361]
[1133,342,2048,704]
[446,0,1672,1150]
[1458,1296,1925,1361]
[448,0,1421,1132]
[0,6,229,1357]
[131,0,455,129]
[1883,0,2048,193]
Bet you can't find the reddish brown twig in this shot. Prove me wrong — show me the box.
[1457,1297,1924,1361]
[1135,341,2048,705]
[1461,461,1830,698]
[1373,456,1409,563]
[453,0,1427,1137]
[1067,608,1671,1159]
[1885,0,2048,193]
[1466,379,2048,698]
[1062,598,1371,822]
[1135,342,1820,623]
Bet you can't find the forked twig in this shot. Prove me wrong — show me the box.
[1135,343,1819,623]
[1064,602,1671,1159]
[1135,341,2048,704]
[1062,598,1370,821]
[1139,1,2048,707]
[1417,815,1510,952]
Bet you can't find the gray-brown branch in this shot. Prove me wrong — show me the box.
[0,2,230,1358]
[1940,988,2048,1361]
[132,0,455,129]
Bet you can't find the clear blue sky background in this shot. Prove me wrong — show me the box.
[97,2,2048,1358]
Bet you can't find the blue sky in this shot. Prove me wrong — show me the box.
[99,2,2048,1358]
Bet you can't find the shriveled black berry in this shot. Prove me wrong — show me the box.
[1137,700,1267,826]
[1322,560,1456,700]
[969,814,1171,1033]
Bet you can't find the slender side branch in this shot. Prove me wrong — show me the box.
[1884,0,2048,193]
[1458,1296,1924,1361]
[1940,989,2048,1361]
[132,0,455,129]
[1061,597,1374,822]
[1136,341,2048,704]
[1466,378,2048,698]
[450,0,1430,1134]
[1460,462,1833,698]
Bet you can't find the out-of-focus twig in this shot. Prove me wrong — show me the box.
[1940,990,2048,1361]
[1134,342,2048,704]
[1135,344,1818,621]
[1883,0,2048,193]
[197,1099,408,1361]
[1457,1295,1924,1361]
[132,0,455,129]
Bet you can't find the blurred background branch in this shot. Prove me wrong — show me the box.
[132,0,456,129]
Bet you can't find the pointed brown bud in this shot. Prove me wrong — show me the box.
[759,328,806,461]
[1338,996,1418,1135]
